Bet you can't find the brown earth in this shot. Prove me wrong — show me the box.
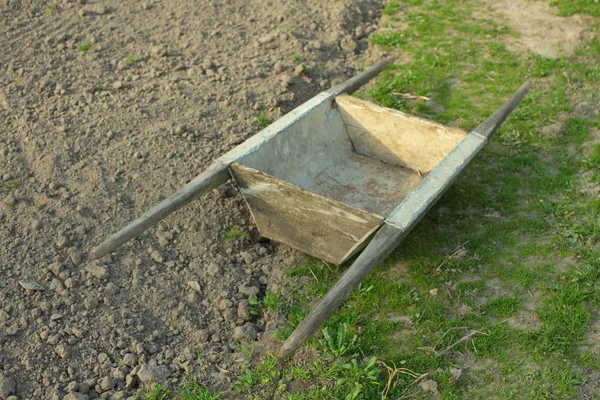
[478,0,593,58]
[0,0,387,398]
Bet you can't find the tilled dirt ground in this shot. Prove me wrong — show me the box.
[0,0,386,398]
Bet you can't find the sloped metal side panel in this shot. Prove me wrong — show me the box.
[230,163,383,265]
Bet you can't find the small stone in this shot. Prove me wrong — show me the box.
[273,61,286,74]
[0,331,6,345]
[72,327,83,338]
[84,296,99,310]
[112,81,123,90]
[136,364,171,385]
[419,379,439,394]
[86,261,109,280]
[55,344,71,359]
[150,250,163,264]
[340,36,358,53]
[354,25,366,39]
[105,282,120,294]
[450,367,463,383]
[50,313,63,321]
[0,375,16,398]
[238,285,259,297]
[57,235,68,249]
[98,376,115,392]
[151,45,167,58]
[240,251,254,265]
[206,262,221,277]
[293,64,306,77]
[187,281,201,293]
[48,262,62,276]
[19,281,45,292]
[124,375,138,390]
[429,288,438,296]
[65,382,78,393]
[63,393,89,400]
[50,279,65,293]
[233,322,258,341]
[121,353,137,368]
[237,301,250,320]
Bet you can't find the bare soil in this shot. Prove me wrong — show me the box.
[0,0,386,398]
[479,0,593,58]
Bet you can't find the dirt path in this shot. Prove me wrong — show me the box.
[0,0,385,398]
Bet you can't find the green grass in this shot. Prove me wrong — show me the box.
[256,110,271,128]
[77,43,92,52]
[287,53,302,62]
[550,0,600,17]
[126,54,144,63]
[223,225,250,240]
[139,0,600,398]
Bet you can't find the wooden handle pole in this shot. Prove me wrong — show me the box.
[278,223,406,359]
[327,57,396,96]
[90,163,230,260]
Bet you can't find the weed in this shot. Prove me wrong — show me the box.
[179,379,222,400]
[287,53,302,62]
[223,225,250,240]
[3,181,21,191]
[319,322,358,358]
[77,43,92,52]
[248,295,262,316]
[256,110,271,128]
[136,385,170,400]
[337,357,380,400]
[126,54,143,63]
[383,0,402,15]
[263,291,283,310]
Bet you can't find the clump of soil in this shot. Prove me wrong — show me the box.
[0,0,385,398]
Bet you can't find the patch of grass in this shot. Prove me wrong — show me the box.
[481,297,522,318]
[136,385,171,400]
[126,54,144,63]
[550,0,600,17]
[223,225,250,240]
[256,110,271,128]
[77,43,92,52]
[179,379,222,399]
[3,180,21,191]
[44,2,58,12]
[590,143,600,164]
[287,53,302,62]
[383,0,402,15]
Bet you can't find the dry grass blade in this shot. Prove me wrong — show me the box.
[435,241,469,273]
[391,92,431,101]
[417,327,487,356]
[379,360,426,400]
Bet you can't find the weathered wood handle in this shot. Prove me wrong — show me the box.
[90,163,230,260]
[327,57,396,96]
[278,223,406,359]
